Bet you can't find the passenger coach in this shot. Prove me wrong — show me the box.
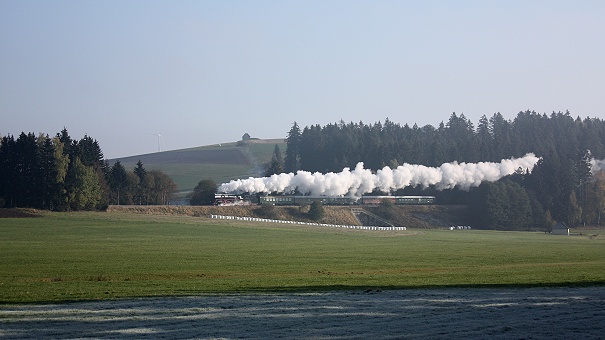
[257,195,435,206]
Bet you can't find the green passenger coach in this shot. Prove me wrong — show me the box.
[257,195,435,206]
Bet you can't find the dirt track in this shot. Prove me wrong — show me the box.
[1,287,604,339]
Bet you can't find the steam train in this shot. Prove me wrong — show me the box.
[215,194,435,206]
[214,194,245,205]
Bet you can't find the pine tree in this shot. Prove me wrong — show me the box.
[37,134,58,209]
[76,135,104,169]
[134,160,148,204]
[14,132,39,207]
[284,122,301,173]
[0,135,17,207]
[476,115,493,161]
[265,145,284,176]
[108,160,131,205]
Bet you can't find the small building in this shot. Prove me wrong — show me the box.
[551,223,569,235]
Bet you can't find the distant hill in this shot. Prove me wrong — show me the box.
[109,138,286,193]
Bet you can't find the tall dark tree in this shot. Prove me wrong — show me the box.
[13,132,39,207]
[284,122,301,173]
[476,115,493,161]
[0,135,17,207]
[525,156,559,219]
[265,144,284,176]
[298,124,323,171]
[76,135,104,169]
[445,113,476,162]
[108,160,131,205]
[489,112,515,160]
[36,134,58,209]
[134,160,148,204]
[57,128,73,158]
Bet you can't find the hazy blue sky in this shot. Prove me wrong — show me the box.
[2,1,604,159]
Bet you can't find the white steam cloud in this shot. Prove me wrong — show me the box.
[219,153,541,197]
[591,158,605,173]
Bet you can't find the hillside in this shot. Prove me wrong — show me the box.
[109,138,286,193]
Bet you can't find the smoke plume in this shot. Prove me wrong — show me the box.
[591,158,605,173]
[219,153,541,197]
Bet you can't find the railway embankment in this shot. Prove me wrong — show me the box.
[107,204,469,228]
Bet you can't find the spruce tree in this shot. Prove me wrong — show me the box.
[108,160,131,205]
[265,144,284,176]
[284,122,301,173]
[134,160,148,204]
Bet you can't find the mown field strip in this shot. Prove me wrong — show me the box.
[1,211,604,303]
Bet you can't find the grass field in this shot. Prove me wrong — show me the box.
[1,211,604,304]
[143,163,253,194]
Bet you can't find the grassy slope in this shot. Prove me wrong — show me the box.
[1,211,604,303]
[110,139,286,192]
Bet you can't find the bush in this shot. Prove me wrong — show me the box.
[308,201,325,221]
[377,198,396,220]
[190,179,217,205]
[256,204,280,219]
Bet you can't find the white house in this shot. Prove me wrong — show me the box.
[551,223,569,235]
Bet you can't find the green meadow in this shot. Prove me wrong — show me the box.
[1,211,604,303]
[114,139,286,193]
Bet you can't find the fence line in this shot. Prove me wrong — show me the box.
[209,215,406,231]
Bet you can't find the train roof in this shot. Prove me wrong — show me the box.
[363,195,436,199]
[261,194,435,199]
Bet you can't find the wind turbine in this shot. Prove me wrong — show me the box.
[151,133,166,152]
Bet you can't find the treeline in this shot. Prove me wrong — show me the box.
[107,160,177,206]
[0,129,176,210]
[282,111,605,229]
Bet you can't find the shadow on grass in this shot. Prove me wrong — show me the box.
[4,281,605,305]
[0,208,42,218]
[169,281,605,297]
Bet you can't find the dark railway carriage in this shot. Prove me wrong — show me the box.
[258,195,435,206]
[293,196,358,205]
[400,196,434,204]
[361,195,435,205]
[258,196,295,205]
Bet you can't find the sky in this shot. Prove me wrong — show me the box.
[1,1,604,159]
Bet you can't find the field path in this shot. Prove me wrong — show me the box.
[1,287,604,339]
